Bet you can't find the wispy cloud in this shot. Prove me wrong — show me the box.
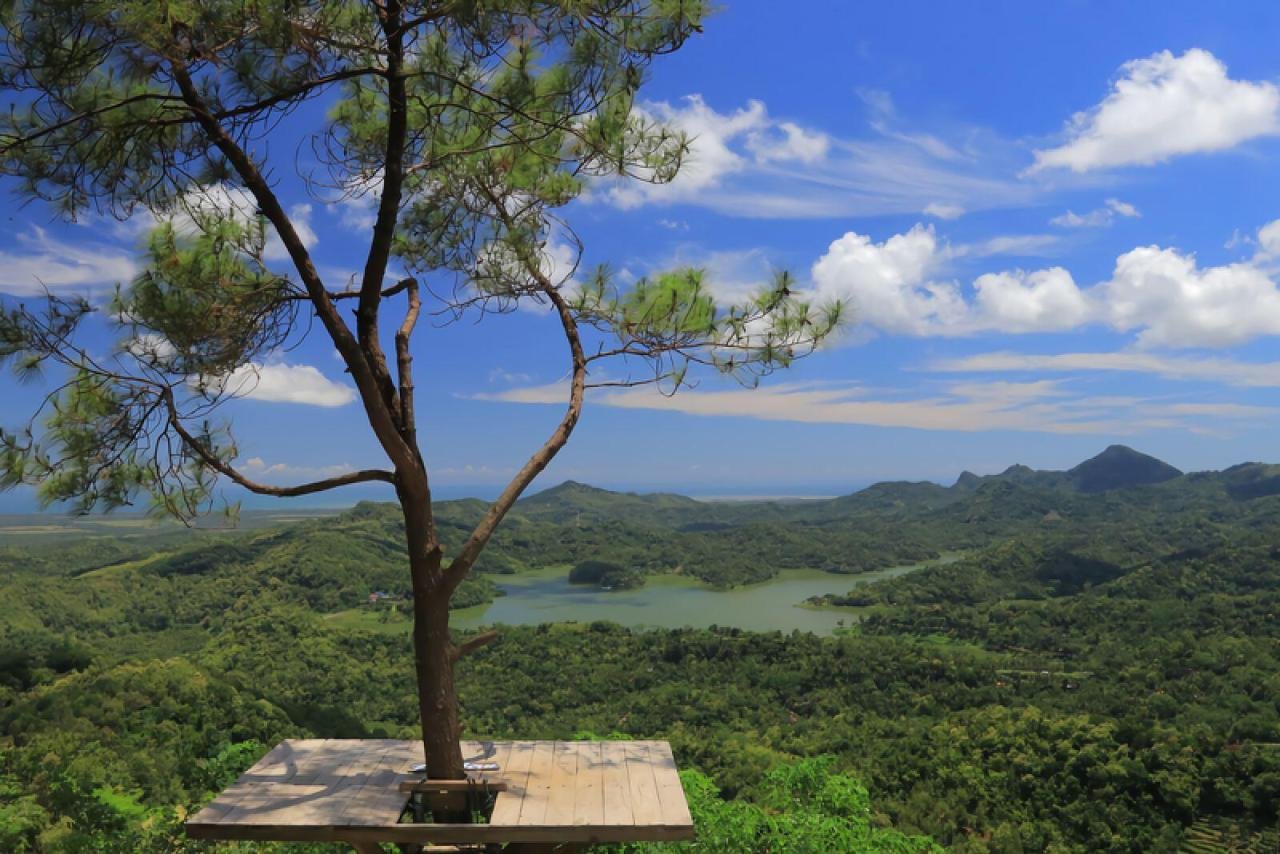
[931,350,1280,388]
[1051,198,1141,228]
[474,378,1273,436]
[0,227,137,296]
[593,94,1034,219]
[239,457,360,480]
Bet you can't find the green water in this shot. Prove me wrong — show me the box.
[451,555,959,636]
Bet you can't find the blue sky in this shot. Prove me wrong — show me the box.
[5,0,1280,510]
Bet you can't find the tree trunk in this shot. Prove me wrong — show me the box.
[400,484,466,788]
[411,565,464,778]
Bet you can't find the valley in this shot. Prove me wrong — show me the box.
[2,445,1280,851]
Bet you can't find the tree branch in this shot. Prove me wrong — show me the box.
[451,630,498,661]
[356,1,410,420]
[161,387,394,497]
[283,277,415,302]
[168,59,417,474]
[396,276,421,442]
[445,188,587,586]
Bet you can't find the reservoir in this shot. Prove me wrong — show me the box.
[449,556,958,635]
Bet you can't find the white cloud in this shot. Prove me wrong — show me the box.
[957,234,1062,258]
[1107,199,1140,218]
[1256,219,1280,257]
[594,94,1032,219]
[924,202,965,220]
[475,377,1273,436]
[657,245,777,305]
[1031,49,1280,173]
[239,457,359,479]
[809,225,1075,336]
[746,121,830,164]
[973,268,1092,332]
[807,217,1280,347]
[606,95,768,210]
[269,203,318,263]
[489,367,532,385]
[933,350,1280,388]
[198,361,357,407]
[1052,198,1142,228]
[1100,244,1280,347]
[337,171,383,233]
[811,224,967,335]
[0,187,317,296]
[164,184,318,263]
[0,227,137,296]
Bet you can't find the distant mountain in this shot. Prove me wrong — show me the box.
[515,480,703,525]
[1065,445,1183,494]
[947,445,1182,495]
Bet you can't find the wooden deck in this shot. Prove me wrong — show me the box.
[185,738,695,851]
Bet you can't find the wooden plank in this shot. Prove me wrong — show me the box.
[286,738,335,785]
[599,741,634,827]
[489,741,536,826]
[184,738,697,845]
[515,741,556,826]
[623,741,662,826]
[335,741,411,826]
[217,784,343,826]
[189,821,697,844]
[647,742,693,828]
[571,741,604,827]
[541,741,580,827]
[239,740,304,784]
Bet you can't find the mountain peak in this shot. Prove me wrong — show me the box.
[1067,446,1182,493]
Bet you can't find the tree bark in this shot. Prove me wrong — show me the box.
[401,484,465,791]
[412,569,464,779]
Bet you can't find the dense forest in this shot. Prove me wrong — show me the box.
[2,445,1279,851]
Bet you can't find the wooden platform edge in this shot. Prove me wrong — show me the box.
[184,821,697,845]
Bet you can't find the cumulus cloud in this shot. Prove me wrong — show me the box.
[1031,49,1280,173]
[973,268,1092,332]
[807,217,1280,347]
[1051,198,1141,228]
[811,225,968,335]
[1101,244,1280,347]
[0,227,138,296]
[808,225,1072,336]
[198,361,357,407]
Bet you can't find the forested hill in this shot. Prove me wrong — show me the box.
[3,445,1280,850]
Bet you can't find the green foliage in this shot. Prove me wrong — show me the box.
[4,449,1280,849]
[569,559,645,590]
[119,219,293,378]
[611,760,939,853]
